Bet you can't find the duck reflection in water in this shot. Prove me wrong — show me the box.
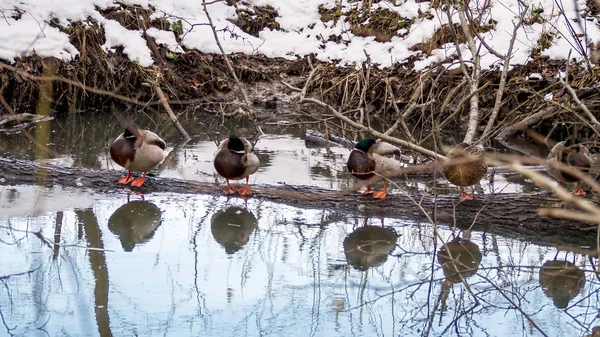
[437,231,482,313]
[108,200,162,252]
[343,217,398,271]
[438,231,482,284]
[539,259,585,309]
[211,206,258,254]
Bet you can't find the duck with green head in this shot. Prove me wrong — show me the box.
[442,143,487,201]
[347,138,402,199]
[546,139,592,196]
[110,125,166,187]
[214,135,260,196]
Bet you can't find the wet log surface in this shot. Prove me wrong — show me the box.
[1,156,598,255]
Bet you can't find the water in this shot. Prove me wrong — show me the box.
[0,113,597,337]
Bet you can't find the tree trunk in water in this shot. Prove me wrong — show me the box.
[0,156,597,255]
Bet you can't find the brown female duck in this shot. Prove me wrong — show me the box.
[110,126,166,187]
[214,135,260,196]
[442,143,487,201]
[546,140,592,196]
[347,138,402,199]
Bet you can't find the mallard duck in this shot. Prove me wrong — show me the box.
[110,125,167,187]
[347,138,402,199]
[442,143,487,201]
[539,260,585,309]
[546,140,592,196]
[214,135,260,195]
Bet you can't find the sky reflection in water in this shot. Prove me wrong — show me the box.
[0,186,598,337]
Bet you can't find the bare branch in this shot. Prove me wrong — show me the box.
[201,0,253,114]
[558,75,600,129]
[147,81,191,140]
[299,96,446,160]
[481,9,527,139]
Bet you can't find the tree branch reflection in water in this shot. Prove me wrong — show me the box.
[77,209,113,337]
[2,190,600,336]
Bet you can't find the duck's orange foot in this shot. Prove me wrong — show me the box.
[237,186,253,196]
[130,177,146,188]
[223,186,238,195]
[459,192,475,201]
[118,175,134,185]
[372,190,387,199]
[573,188,587,196]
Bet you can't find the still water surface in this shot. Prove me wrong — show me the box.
[0,113,596,337]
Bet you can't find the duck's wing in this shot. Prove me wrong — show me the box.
[548,141,567,160]
[565,144,593,170]
[240,137,255,154]
[240,137,259,174]
[141,130,166,150]
[370,140,401,160]
[124,124,145,150]
[215,138,229,154]
[467,144,486,157]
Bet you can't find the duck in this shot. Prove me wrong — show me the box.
[110,125,166,188]
[546,139,592,196]
[347,138,402,199]
[442,143,487,201]
[214,135,260,195]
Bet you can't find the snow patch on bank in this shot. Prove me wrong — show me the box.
[0,0,598,70]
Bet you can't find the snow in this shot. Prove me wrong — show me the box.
[146,28,182,53]
[102,19,154,66]
[0,0,598,70]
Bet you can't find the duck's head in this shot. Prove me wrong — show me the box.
[227,134,245,153]
[123,126,138,143]
[355,138,376,153]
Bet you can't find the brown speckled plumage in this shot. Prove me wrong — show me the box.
[443,143,487,200]
[546,140,592,195]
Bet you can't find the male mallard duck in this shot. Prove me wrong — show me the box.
[347,138,402,199]
[110,125,166,187]
[546,140,592,196]
[442,143,487,201]
[214,135,260,196]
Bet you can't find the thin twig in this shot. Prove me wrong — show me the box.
[558,76,600,129]
[202,0,252,114]
[147,81,191,140]
[481,7,527,139]
[299,97,446,160]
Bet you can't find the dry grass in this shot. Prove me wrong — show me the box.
[347,7,413,42]
[228,4,281,37]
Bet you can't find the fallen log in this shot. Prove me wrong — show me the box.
[0,156,598,255]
